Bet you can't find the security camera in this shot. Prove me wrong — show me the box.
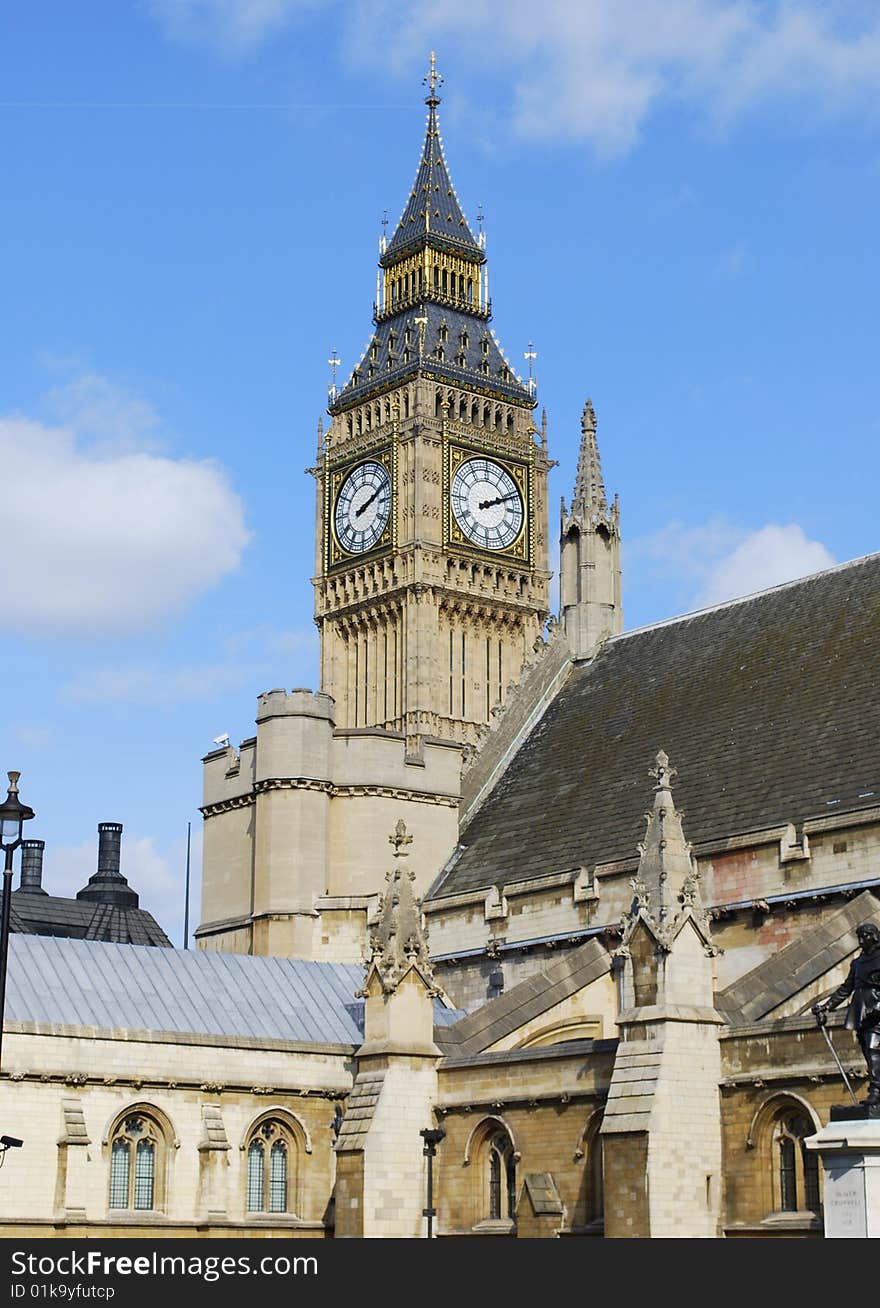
[212,733,230,748]
[0,1136,23,1149]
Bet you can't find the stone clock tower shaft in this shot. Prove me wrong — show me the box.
[312,57,551,750]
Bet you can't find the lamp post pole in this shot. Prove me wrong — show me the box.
[0,772,35,1073]
[420,1126,445,1238]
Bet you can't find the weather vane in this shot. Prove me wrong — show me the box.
[423,51,443,99]
[524,342,538,395]
[328,348,341,401]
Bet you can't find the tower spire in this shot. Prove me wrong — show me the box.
[574,398,607,512]
[559,397,622,658]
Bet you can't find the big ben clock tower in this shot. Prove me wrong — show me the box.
[313,56,551,750]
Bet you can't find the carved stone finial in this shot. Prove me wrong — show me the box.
[390,819,413,857]
[365,821,434,992]
[618,751,713,950]
[649,749,677,792]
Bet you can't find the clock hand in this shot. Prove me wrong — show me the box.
[477,492,519,511]
[355,486,383,518]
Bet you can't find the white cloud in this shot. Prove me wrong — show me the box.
[42,372,164,454]
[0,375,250,636]
[9,725,55,750]
[627,517,836,612]
[62,625,319,705]
[697,523,836,605]
[355,2,880,152]
[713,238,750,280]
[148,0,322,52]
[152,1,880,154]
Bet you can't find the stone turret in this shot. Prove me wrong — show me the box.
[601,752,723,1239]
[560,399,622,659]
[334,821,443,1238]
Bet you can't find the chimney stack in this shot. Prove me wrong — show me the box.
[76,822,139,908]
[16,839,47,895]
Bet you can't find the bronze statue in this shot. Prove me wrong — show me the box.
[813,922,880,1107]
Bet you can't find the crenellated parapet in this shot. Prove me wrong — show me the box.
[198,687,462,963]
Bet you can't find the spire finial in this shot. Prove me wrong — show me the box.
[524,341,538,397]
[327,348,340,402]
[423,50,443,103]
[649,749,677,793]
[573,397,607,512]
[390,818,413,857]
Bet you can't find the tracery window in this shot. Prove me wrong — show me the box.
[773,1110,820,1213]
[108,1111,166,1211]
[246,1119,297,1214]
[482,1125,516,1221]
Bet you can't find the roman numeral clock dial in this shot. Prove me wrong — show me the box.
[450,457,524,552]
[333,459,392,557]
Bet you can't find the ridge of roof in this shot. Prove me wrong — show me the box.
[606,549,880,648]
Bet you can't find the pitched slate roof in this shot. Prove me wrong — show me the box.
[433,553,880,899]
[333,302,532,410]
[436,937,611,1055]
[10,892,172,947]
[383,94,481,263]
[716,890,880,1025]
[4,934,462,1047]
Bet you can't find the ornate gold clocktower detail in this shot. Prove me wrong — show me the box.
[312,56,551,750]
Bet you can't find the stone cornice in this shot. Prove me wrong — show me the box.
[202,776,459,818]
[1,1065,351,1096]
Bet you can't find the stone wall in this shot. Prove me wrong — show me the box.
[0,1026,350,1236]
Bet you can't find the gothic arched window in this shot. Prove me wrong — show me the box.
[474,1122,517,1223]
[773,1110,820,1214]
[575,1112,604,1230]
[108,1110,168,1211]
[246,1119,298,1214]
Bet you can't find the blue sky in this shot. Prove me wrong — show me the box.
[2,1,878,943]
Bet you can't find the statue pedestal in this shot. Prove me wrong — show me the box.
[805,1112,880,1238]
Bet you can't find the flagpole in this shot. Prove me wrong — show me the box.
[183,820,191,950]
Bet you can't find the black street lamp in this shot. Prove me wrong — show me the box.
[420,1125,445,1238]
[0,772,35,1072]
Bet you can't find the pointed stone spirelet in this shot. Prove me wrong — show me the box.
[620,751,712,947]
[573,398,607,513]
[367,820,435,992]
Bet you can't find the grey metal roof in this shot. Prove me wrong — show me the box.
[5,935,464,1045]
[6,935,366,1046]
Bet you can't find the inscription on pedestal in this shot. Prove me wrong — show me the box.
[823,1159,867,1239]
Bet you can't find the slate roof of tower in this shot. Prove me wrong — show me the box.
[431,553,880,900]
[4,935,464,1045]
[10,892,172,947]
[383,94,482,262]
[334,302,532,409]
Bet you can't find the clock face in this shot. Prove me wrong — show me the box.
[333,460,392,555]
[450,457,524,551]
